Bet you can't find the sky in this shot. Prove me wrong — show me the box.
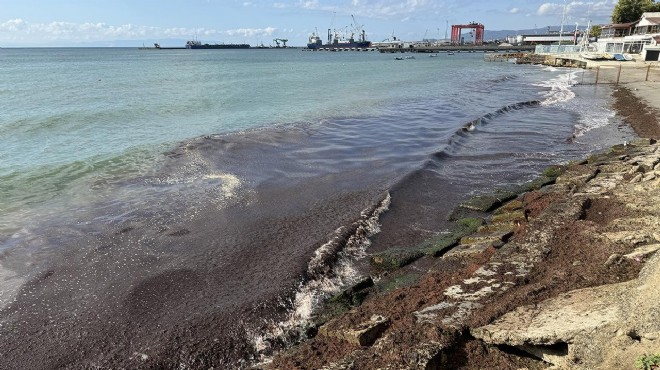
[0,0,618,47]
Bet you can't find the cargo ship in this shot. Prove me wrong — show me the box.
[307,29,371,50]
[139,41,250,50]
[307,15,371,50]
[185,40,250,49]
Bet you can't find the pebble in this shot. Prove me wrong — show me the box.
[630,174,643,183]
[643,332,659,340]
[629,165,644,174]
[643,173,657,182]
[604,254,622,267]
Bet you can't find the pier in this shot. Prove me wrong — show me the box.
[376,44,536,53]
[300,45,537,53]
[485,52,587,68]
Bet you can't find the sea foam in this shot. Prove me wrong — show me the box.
[249,193,391,363]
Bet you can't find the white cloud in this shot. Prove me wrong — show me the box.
[294,0,435,18]
[509,7,520,14]
[225,26,278,37]
[537,1,616,23]
[0,18,28,32]
[0,18,280,44]
[299,0,320,9]
[537,3,562,16]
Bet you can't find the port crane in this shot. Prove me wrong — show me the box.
[351,14,367,42]
[273,38,288,47]
[450,22,484,45]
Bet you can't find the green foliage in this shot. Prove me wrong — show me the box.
[590,25,602,37]
[635,353,660,370]
[612,0,653,23]
[647,2,660,11]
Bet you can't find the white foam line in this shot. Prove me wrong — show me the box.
[249,193,391,363]
[534,70,578,106]
[0,264,26,311]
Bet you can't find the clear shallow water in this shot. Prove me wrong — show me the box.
[0,48,637,368]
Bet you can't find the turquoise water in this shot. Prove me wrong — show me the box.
[0,49,477,215]
[0,48,531,232]
[1,48,466,171]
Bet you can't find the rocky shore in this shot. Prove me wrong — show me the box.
[263,82,660,369]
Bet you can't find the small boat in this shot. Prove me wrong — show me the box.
[580,51,604,60]
[394,56,404,60]
[447,52,455,55]
[405,55,415,59]
[613,53,627,61]
[429,54,438,57]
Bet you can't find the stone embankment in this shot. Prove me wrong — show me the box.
[473,138,660,369]
[265,85,660,370]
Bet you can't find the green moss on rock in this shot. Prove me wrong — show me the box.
[420,217,484,257]
[378,272,422,293]
[371,248,425,270]
[459,190,518,212]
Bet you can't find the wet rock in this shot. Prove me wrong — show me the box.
[418,218,483,256]
[459,190,518,212]
[327,277,374,309]
[459,230,513,246]
[555,167,599,188]
[630,138,657,147]
[493,200,524,214]
[491,210,525,224]
[517,175,557,192]
[542,165,565,179]
[371,249,424,270]
[377,271,421,293]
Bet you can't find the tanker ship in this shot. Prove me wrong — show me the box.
[185,40,250,49]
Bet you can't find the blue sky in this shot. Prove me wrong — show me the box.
[0,0,617,46]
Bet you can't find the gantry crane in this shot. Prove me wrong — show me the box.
[273,38,288,47]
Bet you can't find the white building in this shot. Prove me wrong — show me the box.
[597,12,660,61]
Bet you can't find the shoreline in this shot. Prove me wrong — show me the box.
[264,81,660,369]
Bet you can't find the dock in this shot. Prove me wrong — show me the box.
[376,44,536,53]
[485,52,587,68]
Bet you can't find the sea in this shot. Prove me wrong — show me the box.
[0,48,637,368]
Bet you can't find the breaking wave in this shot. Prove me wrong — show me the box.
[534,70,579,105]
[249,193,391,364]
[457,100,541,134]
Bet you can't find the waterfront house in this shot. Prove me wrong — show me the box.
[597,12,660,60]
